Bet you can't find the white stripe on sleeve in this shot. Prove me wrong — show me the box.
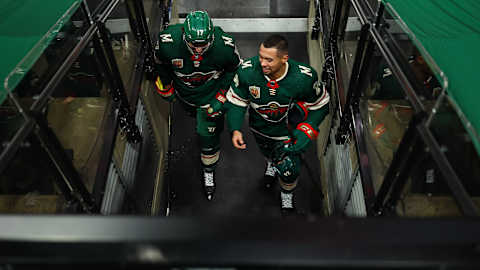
[226,87,249,107]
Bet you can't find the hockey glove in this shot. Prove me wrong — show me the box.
[206,89,227,118]
[155,76,175,102]
[283,122,318,154]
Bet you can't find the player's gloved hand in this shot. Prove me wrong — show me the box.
[282,123,318,154]
[206,89,227,118]
[154,76,175,102]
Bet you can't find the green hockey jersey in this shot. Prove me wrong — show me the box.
[226,56,330,139]
[155,24,241,106]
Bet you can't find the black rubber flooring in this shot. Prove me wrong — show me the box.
[166,33,324,218]
[166,106,324,218]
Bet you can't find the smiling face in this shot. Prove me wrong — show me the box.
[259,43,288,79]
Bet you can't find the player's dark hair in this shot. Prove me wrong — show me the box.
[262,34,288,56]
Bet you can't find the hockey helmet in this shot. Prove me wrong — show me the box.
[184,11,214,48]
[271,143,301,184]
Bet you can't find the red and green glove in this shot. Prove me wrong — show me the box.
[283,122,319,154]
[206,89,227,118]
[154,76,175,102]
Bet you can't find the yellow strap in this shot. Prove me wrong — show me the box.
[155,76,164,90]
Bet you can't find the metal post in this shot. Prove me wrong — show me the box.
[124,0,142,42]
[338,1,351,41]
[97,21,141,144]
[0,92,34,177]
[335,23,370,144]
[350,106,375,215]
[311,0,322,40]
[417,124,480,217]
[327,0,348,146]
[382,138,425,215]
[28,135,77,207]
[97,22,129,105]
[131,0,155,78]
[371,114,422,216]
[347,38,377,214]
[90,32,122,208]
[330,0,345,42]
[162,0,172,29]
[374,2,385,28]
[344,22,370,109]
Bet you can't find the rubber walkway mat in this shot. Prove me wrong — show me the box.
[166,101,324,218]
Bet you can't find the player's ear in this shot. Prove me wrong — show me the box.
[281,53,289,64]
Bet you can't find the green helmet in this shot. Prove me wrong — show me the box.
[184,11,214,45]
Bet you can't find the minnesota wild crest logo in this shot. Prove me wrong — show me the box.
[254,101,289,122]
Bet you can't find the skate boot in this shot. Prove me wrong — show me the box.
[202,167,216,201]
[280,190,296,216]
[263,161,277,189]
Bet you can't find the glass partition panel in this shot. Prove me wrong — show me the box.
[396,156,479,217]
[0,96,27,155]
[359,45,479,216]
[1,1,83,105]
[328,0,336,19]
[104,1,140,94]
[379,6,444,102]
[359,99,413,194]
[85,0,103,15]
[337,5,362,102]
[365,27,442,104]
[382,1,480,155]
[0,134,66,214]
[359,44,415,194]
[44,40,111,193]
[397,134,480,217]
[9,7,90,105]
[366,0,379,13]
[428,95,480,198]
[383,3,448,94]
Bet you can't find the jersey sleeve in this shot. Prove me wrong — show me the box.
[215,30,242,90]
[154,28,175,86]
[220,46,241,90]
[297,68,330,130]
[226,70,250,132]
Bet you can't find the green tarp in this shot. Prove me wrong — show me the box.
[0,0,81,104]
[382,0,480,152]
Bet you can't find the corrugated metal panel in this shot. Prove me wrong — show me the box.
[325,124,353,215]
[345,171,367,217]
[101,99,148,214]
[134,98,161,214]
[121,100,144,190]
[325,118,367,216]
[324,136,336,215]
[325,127,349,214]
[101,162,125,214]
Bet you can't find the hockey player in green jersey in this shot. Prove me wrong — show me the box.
[154,11,241,200]
[226,35,329,213]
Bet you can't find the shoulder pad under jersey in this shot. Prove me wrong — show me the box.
[158,24,183,44]
[213,27,237,49]
[240,57,258,70]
